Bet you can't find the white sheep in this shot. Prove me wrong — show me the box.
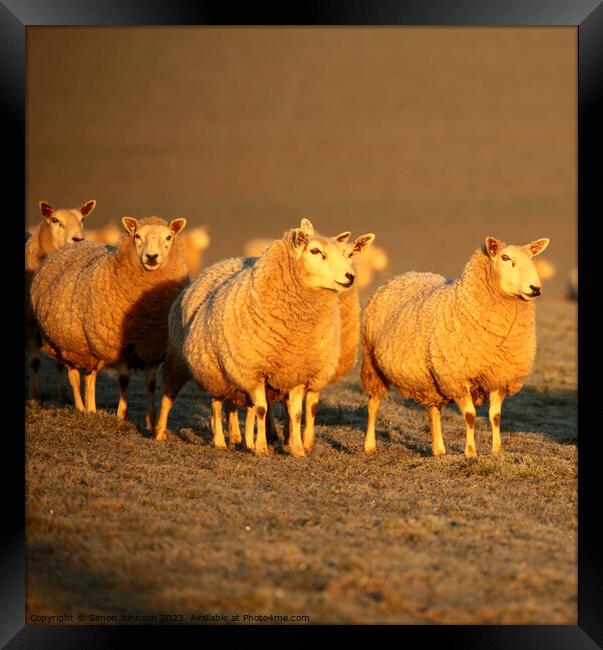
[532,256,556,282]
[361,236,550,457]
[154,219,356,457]
[25,199,96,400]
[181,226,211,278]
[85,221,122,246]
[31,216,189,427]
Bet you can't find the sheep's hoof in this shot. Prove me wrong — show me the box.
[254,445,269,457]
[464,445,477,458]
[491,445,502,455]
[145,416,155,431]
[364,445,376,455]
[289,445,306,458]
[303,441,314,453]
[154,432,167,442]
[213,440,228,450]
[432,448,447,457]
[229,435,243,447]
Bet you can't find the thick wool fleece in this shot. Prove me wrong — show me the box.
[330,285,360,384]
[362,247,536,407]
[180,232,342,403]
[31,217,189,372]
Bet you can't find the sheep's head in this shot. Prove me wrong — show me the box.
[122,216,187,272]
[333,232,376,263]
[289,218,356,293]
[39,199,94,249]
[484,236,550,301]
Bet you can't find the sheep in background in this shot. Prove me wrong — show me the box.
[181,226,211,278]
[25,199,96,401]
[31,216,189,427]
[85,221,122,246]
[567,267,578,301]
[155,219,356,457]
[532,256,556,283]
[362,236,550,458]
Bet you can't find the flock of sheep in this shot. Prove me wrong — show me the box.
[26,199,566,458]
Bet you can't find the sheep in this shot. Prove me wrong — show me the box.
[31,216,189,427]
[25,199,96,401]
[282,226,376,452]
[567,267,578,300]
[361,236,550,458]
[181,226,211,278]
[154,219,357,457]
[243,238,272,258]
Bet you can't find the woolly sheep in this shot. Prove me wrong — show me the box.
[154,219,356,457]
[181,226,211,278]
[282,225,376,452]
[31,216,188,427]
[361,236,550,458]
[25,199,96,401]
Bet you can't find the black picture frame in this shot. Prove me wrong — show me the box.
[7,1,601,647]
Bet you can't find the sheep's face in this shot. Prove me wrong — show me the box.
[485,236,550,300]
[40,200,94,249]
[122,217,187,272]
[333,232,378,289]
[292,232,356,293]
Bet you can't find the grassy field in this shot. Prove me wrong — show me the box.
[25,296,577,624]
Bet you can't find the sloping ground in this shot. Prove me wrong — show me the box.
[25,298,577,624]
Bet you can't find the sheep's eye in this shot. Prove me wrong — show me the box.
[134,233,141,240]
[51,217,59,224]
[166,235,172,241]
[501,255,511,261]
[310,248,322,255]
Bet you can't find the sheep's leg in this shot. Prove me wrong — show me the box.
[27,335,41,401]
[244,406,256,450]
[210,399,227,450]
[116,360,130,420]
[364,395,381,454]
[286,385,306,458]
[252,385,269,456]
[144,364,159,430]
[303,390,320,452]
[84,370,97,413]
[67,367,85,412]
[225,400,242,446]
[489,389,504,454]
[154,348,191,441]
[454,387,477,458]
[428,404,446,456]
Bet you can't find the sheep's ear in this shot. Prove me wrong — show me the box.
[290,228,308,257]
[169,218,187,236]
[485,236,503,258]
[80,199,96,218]
[352,233,376,254]
[40,201,54,220]
[334,231,351,243]
[526,238,550,257]
[122,216,139,236]
[300,218,315,237]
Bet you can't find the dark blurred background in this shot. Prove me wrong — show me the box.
[27,27,576,296]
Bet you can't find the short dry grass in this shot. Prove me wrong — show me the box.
[25,297,577,624]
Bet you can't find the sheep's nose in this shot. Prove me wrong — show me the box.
[345,272,355,285]
[529,285,541,296]
[146,253,158,263]
[72,236,83,242]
